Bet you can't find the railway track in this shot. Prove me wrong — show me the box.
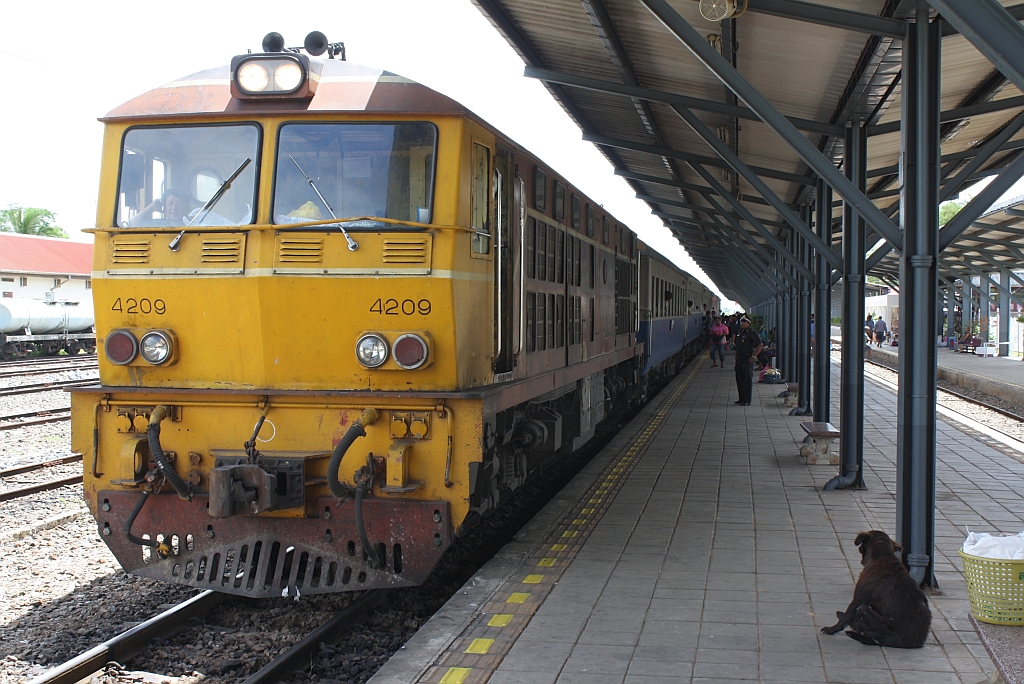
[0,362,98,379]
[0,379,95,397]
[0,454,83,502]
[25,589,386,684]
[0,407,71,430]
[0,355,96,372]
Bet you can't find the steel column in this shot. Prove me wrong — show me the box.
[825,122,867,491]
[814,180,833,422]
[946,283,955,340]
[788,230,799,384]
[896,4,940,588]
[1000,270,1011,356]
[793,206,813,415]
[964,281,973,336]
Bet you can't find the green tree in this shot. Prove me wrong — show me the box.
[938,199,965,227]
[0,205,68,238]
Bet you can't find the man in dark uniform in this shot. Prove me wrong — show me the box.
[733,316,763,406]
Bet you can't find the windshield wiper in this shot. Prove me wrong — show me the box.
[169,158,251,252]
[290,155,359,251]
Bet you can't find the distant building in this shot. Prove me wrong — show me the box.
[0,232,92,302]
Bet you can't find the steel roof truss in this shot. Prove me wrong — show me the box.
[639,0,904,251]
[745,0,905,38]
[939,150,1024,250]
[928,0,1024,96]
[614,168,771,206]
[868,95,1024,136]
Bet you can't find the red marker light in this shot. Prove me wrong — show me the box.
[393,334,428,369]
[105,330,138,365]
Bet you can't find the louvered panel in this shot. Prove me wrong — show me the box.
[278,237,325,263]
[201,236,243,263]
[111,237,150,264]
[382,237,429,264]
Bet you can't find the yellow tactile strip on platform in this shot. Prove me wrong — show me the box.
[418,360,703,684]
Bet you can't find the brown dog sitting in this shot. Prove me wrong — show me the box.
[820,530,931,648]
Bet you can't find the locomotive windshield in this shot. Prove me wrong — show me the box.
[273,122,436,225]
[116,124,260,228]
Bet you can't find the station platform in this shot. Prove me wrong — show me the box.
[867,343,1024,406]
[371,354,1024,684]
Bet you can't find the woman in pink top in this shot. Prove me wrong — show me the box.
[709,318,730,368]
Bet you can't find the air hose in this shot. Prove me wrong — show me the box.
[124,491,158,548]
[148,405,193,501]
[354,481,382,568]
[327,408,380,500]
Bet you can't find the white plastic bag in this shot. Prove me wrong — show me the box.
[962,530,1024,560]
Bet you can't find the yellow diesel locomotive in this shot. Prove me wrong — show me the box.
[71,34,715,597]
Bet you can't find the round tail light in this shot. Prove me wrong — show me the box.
[105,330,138,365]
[393,334,428,369]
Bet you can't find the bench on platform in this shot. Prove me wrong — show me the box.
[779,382,799,407]
[799,422,840,465]
[970,614,1022,684]
[958,336,985,354]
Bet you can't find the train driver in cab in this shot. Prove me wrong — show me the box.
[129,188,191,227]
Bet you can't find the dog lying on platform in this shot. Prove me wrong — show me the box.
[820,530,931,648]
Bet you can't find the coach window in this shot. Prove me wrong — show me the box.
[603,216,610,245]
[526,292,536,353]
[572,195,581,231]
[574,238,581,286]
[526,218,536,279]
[537,294,547,351]
[547,294,555,349]
[533,166,546,212]
[556,230,564,284]
[586,204,595,237]
[470,143,491,254]
[588,245,595,289]
[556,295,565,348]
[536,222,547,280]
[554,181,565,223]
[547,227,556,282]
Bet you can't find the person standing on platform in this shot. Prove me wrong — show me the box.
[709,317,730,368]
[873,315,887,347]
[733,316,763,406]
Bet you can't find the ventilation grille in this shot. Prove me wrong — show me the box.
[382,237,429,264]
[201,237,243,263]
[154,537,401,596]
[278,237,325,263]
[111,238,150,264]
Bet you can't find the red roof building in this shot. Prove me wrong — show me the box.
[0,233,93,300]
[0,232,93,275]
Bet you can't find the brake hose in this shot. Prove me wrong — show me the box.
[148,405,193,500]
[327,408,380,500]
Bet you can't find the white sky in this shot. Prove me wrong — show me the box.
[6,2,1022,313]
[0,0,736,306]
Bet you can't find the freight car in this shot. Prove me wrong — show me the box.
[0,298,96,359]
[70,33,716,598]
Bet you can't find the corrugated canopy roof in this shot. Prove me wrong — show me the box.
[472,0,1024,305]
[0,233,93,276]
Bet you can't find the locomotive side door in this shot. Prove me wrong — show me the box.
[493,146,515,376]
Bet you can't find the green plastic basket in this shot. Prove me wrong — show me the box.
[959,549,1024,625]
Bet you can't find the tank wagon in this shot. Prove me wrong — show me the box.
[70,33,716,597]
[0,298,96,359]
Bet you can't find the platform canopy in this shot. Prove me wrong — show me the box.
[471,0,1024,307]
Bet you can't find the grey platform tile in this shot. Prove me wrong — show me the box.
[695,647,759,665]
[555,673,625,684]
[691,661,759,680]
[575,629,642,647]
[501,639,575,672]
[759,663,827,681]
[623,676,692,684]
[563,644,634,675]
[488,670,559,684]
[890,670,964,684]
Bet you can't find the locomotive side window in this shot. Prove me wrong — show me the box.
[273,122,438,230]
[470,143,490,254]
[117,124,260,228]
[554,181,565,222]
[533,166,546,212]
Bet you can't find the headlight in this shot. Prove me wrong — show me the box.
[105,330,137,365]
[355,334,389,368]
[140,331,173,365]
[274,62,304,91]
[237,62,270,92]
[392,334,428,369]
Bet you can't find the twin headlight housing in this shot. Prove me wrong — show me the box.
[105,329,176,366]
[356,333,429,370]
[230,54,322,100]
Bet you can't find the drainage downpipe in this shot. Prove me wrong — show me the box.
[149,406,193,500]
[327,408,381,501]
